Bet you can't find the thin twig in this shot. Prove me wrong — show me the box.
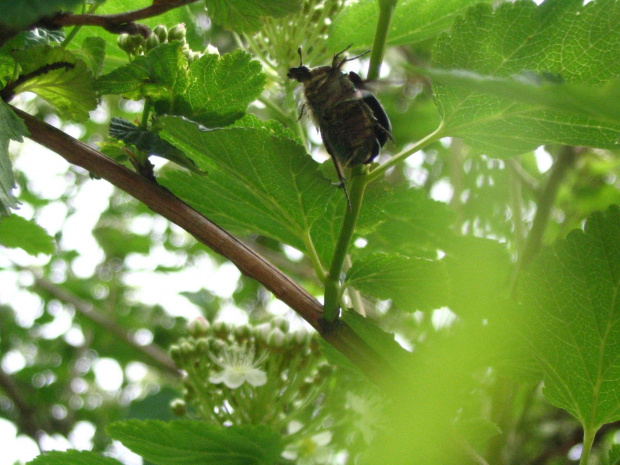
[0,366,46,443]
[30,273,182,377]
[512,145,577,290]
[506,158,539,194]
[54,0,198,30]
[509,162,526,253]
[0,0,199,46]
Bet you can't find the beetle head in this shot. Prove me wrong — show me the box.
[287,47,312,82]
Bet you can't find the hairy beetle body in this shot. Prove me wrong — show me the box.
[288,48,391,205]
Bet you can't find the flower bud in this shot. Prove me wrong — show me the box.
[145,32,160,51]
[188,317,210,337]
[117,34,131,53]
[212,321,230,339]
[294,328,309,346]
[272,316,290,333]
[267,328,286,348]
[234,324,251,340]
[153,24,168,43]
[170,399,187,416]
[169,345,182,362]
[168,23,187,42]
[127,33,145,50]
[180,341,194,355]
[255,323,272,345]
[196,338,210,353]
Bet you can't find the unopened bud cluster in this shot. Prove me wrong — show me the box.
[170,317,333,432]
[242,0,344,79]
[117,23,212,62]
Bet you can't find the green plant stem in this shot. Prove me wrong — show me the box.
[367,0,398,81]
[512,145,576,291]
[323,124,445,321]
[303,231,327,282]
[319,0,398,321]
[579,426,595,465]
[508,161,526,253]
[323,166,368,321]
[366,122,445,183]
[140,98,152,128]
[61,0,100,48]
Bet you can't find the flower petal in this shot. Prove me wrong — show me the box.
[209,371,226,384]
[223,371,246,389]
[245,368,267,387]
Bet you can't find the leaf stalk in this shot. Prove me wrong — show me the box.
[367,122,445,183]
[579,426,595,465]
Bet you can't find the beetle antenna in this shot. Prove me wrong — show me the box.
[297,47,303,67]
[334,46,370,69]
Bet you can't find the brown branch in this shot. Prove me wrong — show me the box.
[0,366,46,441]
[49,0,199,35]
[29,272,182,377]
[13,106,390,385]
[0,0,199,46]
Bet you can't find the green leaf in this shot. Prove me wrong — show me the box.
[342,310,412,369]
[0,28,65,54]
[0,0,82,30]
[608,444,620,465]
[0,215,55,255]
[27,450,123,465]
[96,42,187,101]
[110,117,201,172]
[74,37,107,76]
[310,173,393,265]
[432,0,620,156]
[518,205,620,431]
[232,113,300,142]
[0,54,16,88]
[365,186,455,257]
[158,116,392,267]
[158,116,338,260]
[171,49,265,127]
[0,100,29,217]
[107,420,283,465]
[97,46,264,127]
[93,225,150,258]
[418,68,620,127]
[327,0,493,52]
[443,236,511,319]
[454,417,501,453]
[346,253,448,312]
[11,45,96,122]
[204,0,302,33]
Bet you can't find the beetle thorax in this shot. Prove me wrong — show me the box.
[303,69,358,120]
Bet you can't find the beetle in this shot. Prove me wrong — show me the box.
[287,46,392,206]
